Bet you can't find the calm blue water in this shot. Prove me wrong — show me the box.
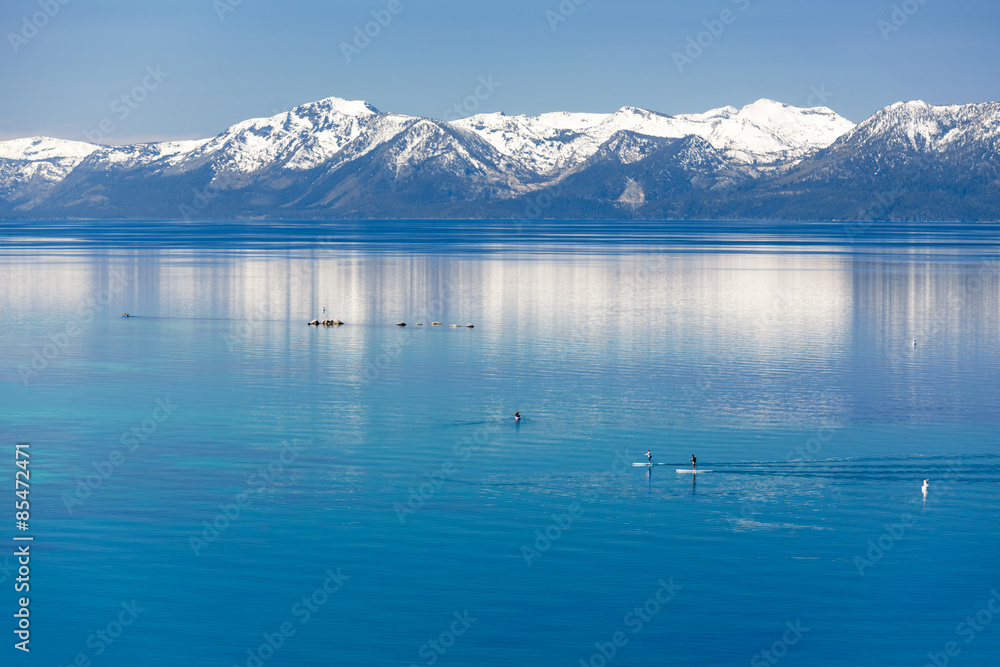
[1,221,999,667]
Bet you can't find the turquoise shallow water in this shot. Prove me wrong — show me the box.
[1,221,999,666]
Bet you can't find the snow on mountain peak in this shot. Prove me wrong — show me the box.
[450,110,612,175]
[295,96,380,117]
[530,111,608,131]
[738,98,794,122]
[844,99,1000,154]
[737,98,846,129]
[0,137,101,191]
[449,99,855,175]
[224,97,380,135]
[4,94,996,221]
[0,95,861,198]
[705,99,854,163]
[603,100,853,167]
[615,106,669,117]
[187,95,398,177]
[0,136,99,162]
[682,105,739,122]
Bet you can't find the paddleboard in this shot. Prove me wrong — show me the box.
[632,463,668,466]
[676,469,712,473]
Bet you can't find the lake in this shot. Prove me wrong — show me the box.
[1,220,998,666]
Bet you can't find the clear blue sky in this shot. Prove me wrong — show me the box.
[1,0,997,143]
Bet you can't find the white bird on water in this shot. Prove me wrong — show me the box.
[922,479,929,496]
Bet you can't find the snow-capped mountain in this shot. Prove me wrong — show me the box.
[0,136,100,207]
[173,97,402,180]
[737,100,1000,220]
[454,99,853,176]
[539,132,754,216]
[840,100,1000,153]
[0,136,98,163]
[0,96,996,221]
[805,100,1000,177]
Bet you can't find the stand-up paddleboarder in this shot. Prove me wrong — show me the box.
[691,454,697,470]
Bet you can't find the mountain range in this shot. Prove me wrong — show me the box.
[1,96,997,221]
